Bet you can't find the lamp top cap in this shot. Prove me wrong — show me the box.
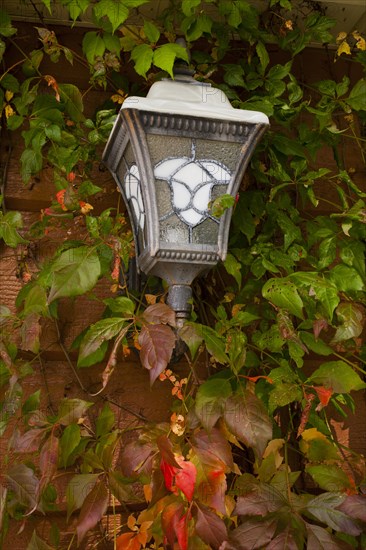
[122,76,269,125]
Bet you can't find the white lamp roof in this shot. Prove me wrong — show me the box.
[122,77,269,125]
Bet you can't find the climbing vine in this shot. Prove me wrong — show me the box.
[0,0,366,548]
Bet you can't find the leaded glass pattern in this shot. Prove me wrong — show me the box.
[154,140,232,243]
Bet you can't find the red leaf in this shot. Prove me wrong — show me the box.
[160,454,197,502]
[138,324,176,384]
[142,303,176,326]
[161,459,176,492]
[175,456,196,502]
[314,386,333,406]
[161,501,188,550]
[194,503,228,549]
[76,481,109,545]
[176,512,189,550]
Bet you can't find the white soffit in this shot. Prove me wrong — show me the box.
[2,1,365,37]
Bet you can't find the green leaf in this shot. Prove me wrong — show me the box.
[224,391,272,459]
[66,0,89,21]
[224,253,242,288]
[143,20,160,43]
[272,134,307,158]
[269,383,303,413]
[182,0,201,16]
[329,265,364,292]
[177,322,203,359]
[82,31,106,64]
[308,361,366,393]
[331,302,364,343]
[223,64,246,87]
[0,211,27,247]
[211,193,235,217]
[0,8,17,37]
[103,296,135,315]
[200,325,228,364]
[299,332,333,356]
[256,41,269,74]
[306,464,352,492]
[60,424,81,467]
[346,78,366,111]
[262,278,304,319]
[78,317,127,365]
[195,378,232,431]
[59,83,84,122]
[48,247,101,303]
[153,43,189,78]
[131,43,154,78]
[20,148,43,183]
[26,531,54,550]
[96,403,115,437]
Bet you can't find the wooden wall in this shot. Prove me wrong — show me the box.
[0,21,365,549]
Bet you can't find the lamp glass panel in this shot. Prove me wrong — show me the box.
[146,134,243,246]
[116,143,146,251]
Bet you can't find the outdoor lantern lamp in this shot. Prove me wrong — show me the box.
[103,69,269,325]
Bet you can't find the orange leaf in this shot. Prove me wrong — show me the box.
[314,386,333,406]
[116,532,141,550]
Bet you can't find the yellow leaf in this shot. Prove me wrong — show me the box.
[353,31,366,51]
[5,90,13,102]
[301,428,327,442]
[263,438,285,469]
[337,41,351,56]
[5,104,15,118]
[336,31,348,43]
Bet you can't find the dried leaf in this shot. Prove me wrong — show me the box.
[76,481,109,544]
[138,324,176,384]
[192,428,234,472]
[197,469,227,515]
[142,303,176,326]
[4,464,39,513]
[224,518,277,549]
[39,433,59,493]
[306,523,353,549]
[194,503,228,549]
[234,483,287,516]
